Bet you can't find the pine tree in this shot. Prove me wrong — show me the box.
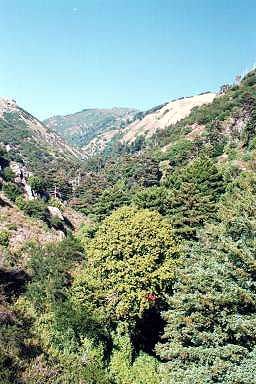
[165,156,224,238]
[156,172,256,383]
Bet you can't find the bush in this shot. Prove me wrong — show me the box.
[90,181,132,221]
[16,197,49,222]
[3,182,22,201]
[156,173,256,382]
[248,136,256,150]
[0,230,10,247]
[48,215,64,230]
[28,175,46,194]
[20,239,109,384]
[2,167,15,182]
[15,195,27,210]
[48,197,64,211]
[109,326,160,384]
[163,139,193,165]
[133,186,173,216]
[0,145,7,157]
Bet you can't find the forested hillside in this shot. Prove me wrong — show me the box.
[1,69,256,383]
[44,107,138,153]
[0,98,85,198]
[44,94,215,158]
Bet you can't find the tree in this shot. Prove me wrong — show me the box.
[22,239,110,384]
[73,206,180,323]
[28,175,46,194]
[90,181,132,221]
[109,325,160,384]
[133,185,173,216]
[16,197,49,222]
[2,167,15,182]
[156,172,256,383]
[163,155,224,238]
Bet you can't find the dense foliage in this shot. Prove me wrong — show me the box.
[73,206,180,323]
[2,70,256,383]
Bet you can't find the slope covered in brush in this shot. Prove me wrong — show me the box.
[0,98,85,195]
[44,107,138,149]
[2,70,256,383]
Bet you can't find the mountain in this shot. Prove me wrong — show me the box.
[0,98,84,191]
[44,94,216,157]
[0,98,81,160]
[120,92,216,143]
[44,107,138,148]
[3,69,256,383]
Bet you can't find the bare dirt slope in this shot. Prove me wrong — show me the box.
[122,92,216,143]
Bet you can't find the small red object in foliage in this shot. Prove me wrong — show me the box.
[146,293,157,302]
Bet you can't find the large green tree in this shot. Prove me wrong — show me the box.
[72,206,181,323]
[164,155,224,238]
[156,172,256,383]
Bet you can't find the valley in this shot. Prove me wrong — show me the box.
[1,69,256,383]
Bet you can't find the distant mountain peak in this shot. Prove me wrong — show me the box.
[44,107,138,148]
[44,93,216,157]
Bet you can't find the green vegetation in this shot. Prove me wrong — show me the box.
[16,196,49,221]
[3,182,22,201]
[0,110,85,200]
[156,172,256,383]
[2,70,256,383]
[28,175,46,194]
[0,230,10,246]
[44,108,137,148]
[73,206,180,323]
[2,167,15,182]
[158,138,194,164]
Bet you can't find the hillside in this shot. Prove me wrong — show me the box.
[121,92,216,143]
[0,98,86,195]
[2,69,256,383]
[0,98,81,160]
[0,193,63,266]
[44,107,138,149]
[0,144,88,270]
[44,94,216,157]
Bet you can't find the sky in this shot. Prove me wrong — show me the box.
[1,0,256,120]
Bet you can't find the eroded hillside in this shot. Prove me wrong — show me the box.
[121,92,216,143]
[44,107,138,148]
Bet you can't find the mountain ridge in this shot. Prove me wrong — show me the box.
[44,92,216,157]
[44,106,138,149]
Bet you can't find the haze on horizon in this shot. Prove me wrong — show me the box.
[1,0,256,120]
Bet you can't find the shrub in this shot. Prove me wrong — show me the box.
[0,230,10,247]
[2,167,15,182]
[156,173,256,382]
[16,197,49,222]
[248,137,256,150]
[6,223,17,231]
[0,145,7,157]
[3,182,22,201]
[109,326,160,384]
[48,215,64,230]
[133,186,173,216]
[90,181,132,221]
[163,139,193,165]
[28,175,46,194]
[159,156,224,238]
[15,195,27,210]
[48,197,64,211]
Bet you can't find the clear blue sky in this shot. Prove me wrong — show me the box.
[1,0,256,120]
